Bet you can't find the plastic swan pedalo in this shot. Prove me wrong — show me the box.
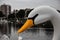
[17,6,60,40]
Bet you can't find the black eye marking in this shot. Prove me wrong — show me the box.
[28,14,38,24]
[33,14,38,20]
[28,14,38,21]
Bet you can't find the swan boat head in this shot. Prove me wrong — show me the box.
[17,6,60,40]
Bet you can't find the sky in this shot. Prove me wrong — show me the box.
[0,0,60,10]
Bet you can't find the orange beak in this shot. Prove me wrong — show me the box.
[17,19,34,34]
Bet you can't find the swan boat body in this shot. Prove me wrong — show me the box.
[18,6,60,40]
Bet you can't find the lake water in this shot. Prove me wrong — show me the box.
[0,21,53,40]
[10,26,53,40]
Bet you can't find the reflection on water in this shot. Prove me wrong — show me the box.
[19,28,53,40]
[1,34,9,40]
[0,19,53,40]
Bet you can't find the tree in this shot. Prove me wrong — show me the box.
[8,13,15,21]
[25,9,33,17]
[16,9,25,18]
[0,11,5,17]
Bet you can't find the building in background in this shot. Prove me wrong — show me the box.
[0,4,11,17]
[0,7,1,11]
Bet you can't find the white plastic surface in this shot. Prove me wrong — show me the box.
[28,6,60,40]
